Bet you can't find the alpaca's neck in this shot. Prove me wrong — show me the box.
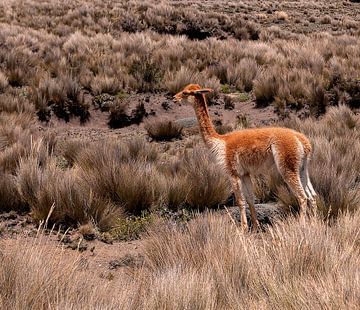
[193,95,220,146]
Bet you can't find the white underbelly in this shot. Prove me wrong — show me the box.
[237,155,275,176]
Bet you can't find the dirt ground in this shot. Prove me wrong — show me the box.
[44,92,278,143]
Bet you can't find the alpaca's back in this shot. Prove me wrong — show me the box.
[221,127,311,176]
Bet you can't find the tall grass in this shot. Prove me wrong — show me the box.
[1,210,360,308]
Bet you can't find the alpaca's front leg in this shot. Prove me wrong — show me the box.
[231,176,248,231]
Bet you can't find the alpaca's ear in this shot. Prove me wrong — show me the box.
[193,88,213,94]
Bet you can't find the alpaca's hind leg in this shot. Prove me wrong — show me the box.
[240,174,259,231]
[300,158,317,209]
[272,144,308,216]
[231,176,248,231]
[284,171,308,216]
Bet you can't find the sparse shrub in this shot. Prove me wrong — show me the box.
[329,77,360,109]
[235,114,251,129]
[238,92,250,102]
[220,84,231,94]
[232,20,260,40]
[92,93,116,111]
[108,101,145,129]
[110,212,154,241]
[107,100,129,128]
[145,120,183,141]
[130,56,163,92]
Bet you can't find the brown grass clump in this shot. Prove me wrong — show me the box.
[0,173,23,212]
[108,101,145,129]
[90,75,122,96]
[274,11,289,21]
[145,120,183,141]
[31,76,90,123]
[16,154,119,231]
[0,71,8,92]
[181,148,231,210]
[60,139,90,167]
[76,139,164,215]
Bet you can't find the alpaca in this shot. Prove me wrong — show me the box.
[175,84,317,231]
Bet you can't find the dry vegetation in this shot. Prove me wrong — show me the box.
[1,211,360,309]
[0,0,359,122]
[0,0,360,308]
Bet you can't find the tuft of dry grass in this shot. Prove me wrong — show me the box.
[31,76,90,123]
[16,154,120,231]
[91,75,122,96]
[75,139,164,215]
[0,173,24,212]
[60,139,90,167]
[108,101,145,129]
[274,11,289,21]
[145,120,183,141]
[0,71,8,92]
[181,148,231,210]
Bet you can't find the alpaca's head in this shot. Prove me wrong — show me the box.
[174,84,213,103]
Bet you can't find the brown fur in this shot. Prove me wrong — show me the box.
[175,84,317,231]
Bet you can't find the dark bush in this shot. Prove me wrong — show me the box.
[145,120,183,141]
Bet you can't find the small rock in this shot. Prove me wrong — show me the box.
[109,254,144,269]
[1,211,17,220]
